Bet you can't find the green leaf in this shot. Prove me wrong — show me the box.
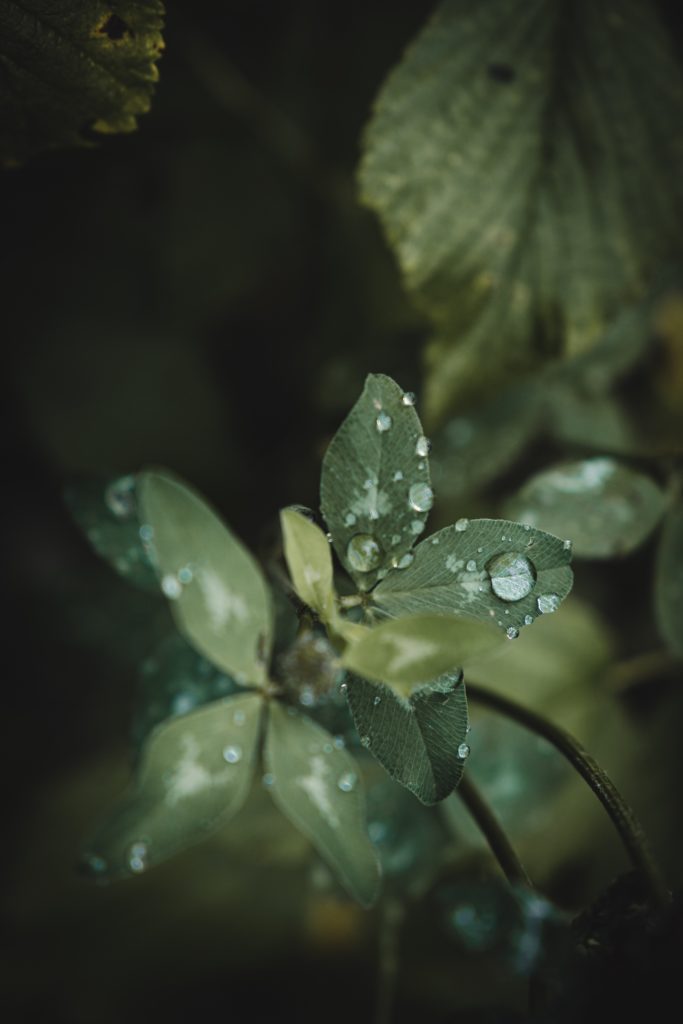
[654,499,683,657]
[82,692,263,880]
[264,702,381,906]
[280,507,337,622]
[0,1,164,165]
[359,0,683,422]
[138,469,273,685]
[505,459,667,558]
[65,474,158,591]
[346,671,469,804]
[320,373,432,591]
[373,519,573,633]
[342,614,501,692]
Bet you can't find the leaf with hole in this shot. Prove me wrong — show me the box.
[320,373,432,590]
[346,671,469,804]
[359,0,683,422]
[82,692,263,880]
[505,459,667,558]
[138,469,273,685]
[263,702,381,906]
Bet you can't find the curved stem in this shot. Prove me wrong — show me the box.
[456,774,532,889]
[466,683,669,909]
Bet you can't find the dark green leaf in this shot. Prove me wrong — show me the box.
[65,473,158,591]
[359,0,683,422]
[138,469,273,685]
[264,702,381,906]
[342,614,501,691]
[654,498,683,657]
[505,459,667,558]
[320,373,432,590]
[82,692,263,880]
[346,671,470,804]
[0,1,164,164]
[280,507,337,622]
[373,519,573,633]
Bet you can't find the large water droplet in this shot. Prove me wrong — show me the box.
[415,435,431,457]
[486,552,537,602]
[105,475,136,519]
[408,482,434,512]
[455,518,469,532]
[457,742,470,759]
[506,626,520,639]
[222,744,242,764]
[346,534,382,572]
[537,593,560,614]
[337,771,357,792]
[376,411,392,433]
[128,841,148,874]
[161,574,182,599]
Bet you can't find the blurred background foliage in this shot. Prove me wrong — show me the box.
[2,1,683,1022]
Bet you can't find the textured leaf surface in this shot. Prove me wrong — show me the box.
[655,499,683,657]
[359,0,683,421]
[346,671,469,804]
[373,519,573,633]
[83,693,262,880]
[505,458,667,558]
[280,507,336,622]
[65,474,158,591]
[320,373,432,590]
[0,1,164,164]
[139,469,272,684]
[264,703,381,906]
[342,614,501,691]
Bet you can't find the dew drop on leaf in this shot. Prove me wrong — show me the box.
[415,435,431,457]
[337,771,357,792]
[376,411,392,432]
[537,593,560,614]
[506,626,520,639]
[455,517,470,532]
[222,744,242,764]
[346,533,383,572]
[457,742,470,759]
[486,552,537,601]
[104,475,136,519]
[161,574,182,599]
[402,391,416,406]
[127,841,148,874]
[408,482,434,512]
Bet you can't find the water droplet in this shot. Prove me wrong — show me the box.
[376,411,392,433]
[105,475,136,518]
[391,533,401,546]
[299,687,316,707]
[466,559,477,572]
[172,693,195,715]
[391,551,414,569]
[506,626,520,639]
[415,435,431,457]
[431,536,440,546]
[486,552,536,602]
[344,512,357,528]
[161,574,182,599]
[177,565,193,584]
[346,534,382,572]
[139,524,154,543]
[233,710,246,726]
[408,482,434,512]
[337,771,357,792]
[360,734,370,747]
[262,772,275,787]
[457,742,470,759]
[524,614,534,626]
[402,391,416,406]
[326,532,333,543]
[393,470,404,482]
[222,744,242,764]
[128,841,148,874]
[411,519,425,535]
[455,518,469,532]
[563,539,572,552]
[340,682,349,696]
[537,593,560,614]
[477,546,483,553]
[333,735,345,749]
[373,695,382,706]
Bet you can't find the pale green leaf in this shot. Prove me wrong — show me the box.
[280,507,337,622]
[342,614,501,692]
[320,373,432,590]
[505,458,667,558]
[373,519,573,632]
[82,692,263,880]
[0,1,164,164]
[346,671,469,804]
[654,499,683,657]
[138,469,273,685]
[264,702,381,906]
[65,474,158,591]
[359,0,683,422]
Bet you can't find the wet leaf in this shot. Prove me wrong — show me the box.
[359,0,683,422]
[346,670,469,804]
[82,692,263,880]
[654,498,683,657]
[342,614,501,692]
[264,702,381,906]
[505,459,667,558]
[320,373,432,590]
[65,474,158,591]
[0,0,164,164]
[138,469,273,685]
[280,507,337,622]
[373,519,573,633]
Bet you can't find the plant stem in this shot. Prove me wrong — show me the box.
[466,683,670,909]
[456,774,532,889]
[373,897,404,1024]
